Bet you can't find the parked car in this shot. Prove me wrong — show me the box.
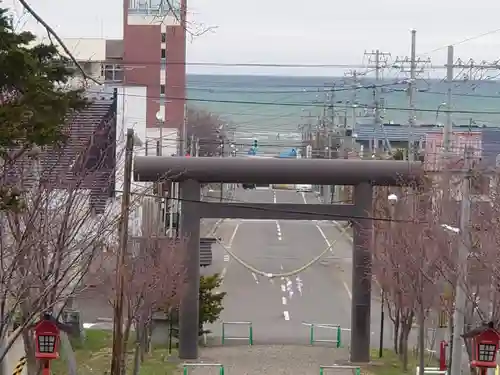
[296,184,313,192]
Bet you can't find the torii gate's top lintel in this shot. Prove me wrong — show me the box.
[134,156,423,186]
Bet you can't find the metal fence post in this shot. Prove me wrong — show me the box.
[336,326,341,348]
[221,322,225,345]
[310,324,315,345]
[249,323,253,345]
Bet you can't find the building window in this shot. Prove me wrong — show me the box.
[161,32,166,43]
[101,63,124,82]
[160,84,165,95]
[161,48,166,59]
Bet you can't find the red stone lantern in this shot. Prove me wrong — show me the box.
[463,322,500,374]
[33,314,61,375]
[439,340,448,371]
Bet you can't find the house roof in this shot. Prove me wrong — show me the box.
[354,123,492,142]
[40,91,117,213]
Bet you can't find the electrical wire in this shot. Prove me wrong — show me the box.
[94,90,500,115]
[213,222,352,278]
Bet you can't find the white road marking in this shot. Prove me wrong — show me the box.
[276,220,282,240]
[282,296,287,305]
[301,191,307,204]
[343,281,352,300]
[252,272,259,283]
[283,311,290,321]
[83,323,96,329]
[220,267,227,283]
[228,223,240,248]
[219,223,240,286]
[273,192,277,204]
[281,284,286,292]
[280,265,284,270]
[316,224,332,250]
[223,255,230,262]
[296,276,303,296]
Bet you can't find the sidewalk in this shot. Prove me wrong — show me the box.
[5,335,26,375]
[183,345,356,375]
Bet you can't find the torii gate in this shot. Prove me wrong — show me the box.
[133,155,423,361]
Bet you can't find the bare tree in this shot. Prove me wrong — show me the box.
[88,232,186,374]
[373,185,445,372]
[0,101,123,375]
[186,107,231,157]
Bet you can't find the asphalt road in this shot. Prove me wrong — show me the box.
[207,187,354,347]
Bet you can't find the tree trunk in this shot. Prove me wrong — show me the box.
[131,325,142,375]
[418,305,425,375]
[393,311,400,354]
[60,332,78,375]
[400,322,412,371]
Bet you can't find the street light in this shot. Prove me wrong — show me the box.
[435,102,447,126]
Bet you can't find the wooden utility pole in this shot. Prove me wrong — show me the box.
[110,129,134,375]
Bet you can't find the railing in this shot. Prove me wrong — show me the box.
[305,323,342,348]
[128,0,181,16]
[182,363,224,375]
[320,365,360,375]
[221,321,253,345]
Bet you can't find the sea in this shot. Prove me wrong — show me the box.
[186,74,500,155]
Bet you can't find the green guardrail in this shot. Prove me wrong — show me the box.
[221,321,253,345]
[320,365,361,375]
[307,323,341,348]
[182,363,224,375]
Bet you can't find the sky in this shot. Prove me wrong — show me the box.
[4,0,500,76]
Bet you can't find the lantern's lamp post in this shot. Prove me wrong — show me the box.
[33,313,61,375]
[462,322,500,375]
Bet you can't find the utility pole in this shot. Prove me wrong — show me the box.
[219,136,224,202]
[110,129,134,375]
[364,49,391,154]
[393,29,430,161]
[444,46,454,152]
[408,29,417,161]
[189,134,195,156]
[449,147,472,375]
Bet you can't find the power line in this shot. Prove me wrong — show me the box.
[90,89,500,115]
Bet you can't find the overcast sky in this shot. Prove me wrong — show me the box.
[4,0,500,76]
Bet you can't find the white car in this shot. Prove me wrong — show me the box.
[295,184,312,192]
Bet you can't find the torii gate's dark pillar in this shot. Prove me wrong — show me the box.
[351,182,373,362]
[178,179,201,360]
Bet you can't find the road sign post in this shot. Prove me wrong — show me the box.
[221,321,253,345]
[320,365,361,375]
[308,323,341,348]
[182,363,224,375]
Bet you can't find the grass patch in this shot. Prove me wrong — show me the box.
[51,329,179,375]
[362,348,438,375]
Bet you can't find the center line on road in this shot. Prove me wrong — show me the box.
[283,311,290,321]
[282,296,287,305]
